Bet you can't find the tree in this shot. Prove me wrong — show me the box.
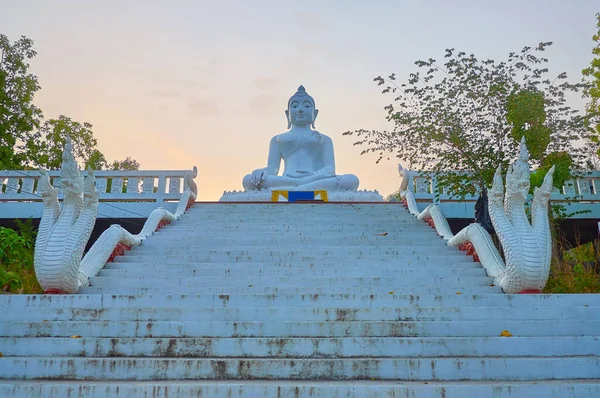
[0,34,43,169]
[26,116,142,171]
[85,149,108,170]
[27,115,99,169]
[111,157,140,171]
[582,13,600,160]
[344,43,588,199]
[1,33,141,172]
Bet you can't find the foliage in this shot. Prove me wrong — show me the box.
[0,222,41,293]
[344,43,588,199]
[1,33,141,171]
[85,149,109,170]
[0,34,43,169]
[14,218,36,248]
[111,157,140,171]
[386,190,402,202]
[0,268,22,292]
[506,90,550,160]
[530,151,572,192]
[582,13,600,158]
[26,115,98,169]
[0,225,31,267]
[544,240,600,293]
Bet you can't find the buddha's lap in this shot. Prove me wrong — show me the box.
[242,173,358,191]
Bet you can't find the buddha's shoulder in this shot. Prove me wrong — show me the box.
[272,132,291,142]
[313,130,329,138]
[311,131,332,142]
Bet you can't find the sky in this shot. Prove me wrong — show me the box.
[1,0,598,200]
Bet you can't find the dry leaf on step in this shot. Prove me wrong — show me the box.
[378,232,388,236]
[500,330,513,337]
[71,335,82,339]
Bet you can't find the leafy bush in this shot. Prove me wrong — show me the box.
[0,268,22,291]
[0,220,42,294]
[544,241,600,293]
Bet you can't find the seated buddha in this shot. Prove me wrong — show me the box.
[242,85,359,192]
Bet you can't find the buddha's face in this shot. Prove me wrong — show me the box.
[288,99,315,127]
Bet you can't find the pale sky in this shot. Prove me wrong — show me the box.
[1,0,598,200]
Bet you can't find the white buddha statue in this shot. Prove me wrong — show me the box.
[243,86,359,192]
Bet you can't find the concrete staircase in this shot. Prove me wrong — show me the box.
[1,203,599,397]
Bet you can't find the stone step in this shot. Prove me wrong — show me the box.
[184,208,407,214]
[183,204,406,211]
[98,267,488,277]
[145,233,439,242]
[1,356,599,381]
[111,256,470,265]
[140,236,448,246]
[160,223,433,231]
[1,336,598,358]
[87,275,495,288]
[164,221,427,229]
[111,256,473,266]
[3,320,598,338]
[161,215,421,223]
[4,293,597,310]
[103,254,483,268]
[2,305,597,322]
[182,208,409,215]
[171,223,418,230]
[79,285,502,294]
[176,211,416,219]
[163,213,417,222]
[2,380,600,398]
[116,246,464,260]
[185,204,405,211]
[126,245,459,253]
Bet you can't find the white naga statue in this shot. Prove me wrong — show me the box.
[242,85,359,191]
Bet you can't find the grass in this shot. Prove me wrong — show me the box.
[543,240,600,294]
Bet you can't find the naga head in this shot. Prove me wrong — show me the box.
[37,168,58,201]
[60,137,84,198]
[505,137,531,201]
[83,167,99,203]
[533,165,555,202]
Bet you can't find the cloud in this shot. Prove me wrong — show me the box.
[150,89,182,99]
[180,79,207,90]
[252,76,280,91]
[192,59,220,76]
[294,12,326,32]
[187,97,220,118]
[247,93,285,118]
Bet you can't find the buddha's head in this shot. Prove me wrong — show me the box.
[286,85,319,129]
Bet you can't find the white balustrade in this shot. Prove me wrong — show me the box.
[400,170,600,219]
[0,169,197,219]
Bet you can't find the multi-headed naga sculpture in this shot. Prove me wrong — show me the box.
[448,137,555,293]
[35,140,197,294]
[34,139,99,294]
[402,137,555,293]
